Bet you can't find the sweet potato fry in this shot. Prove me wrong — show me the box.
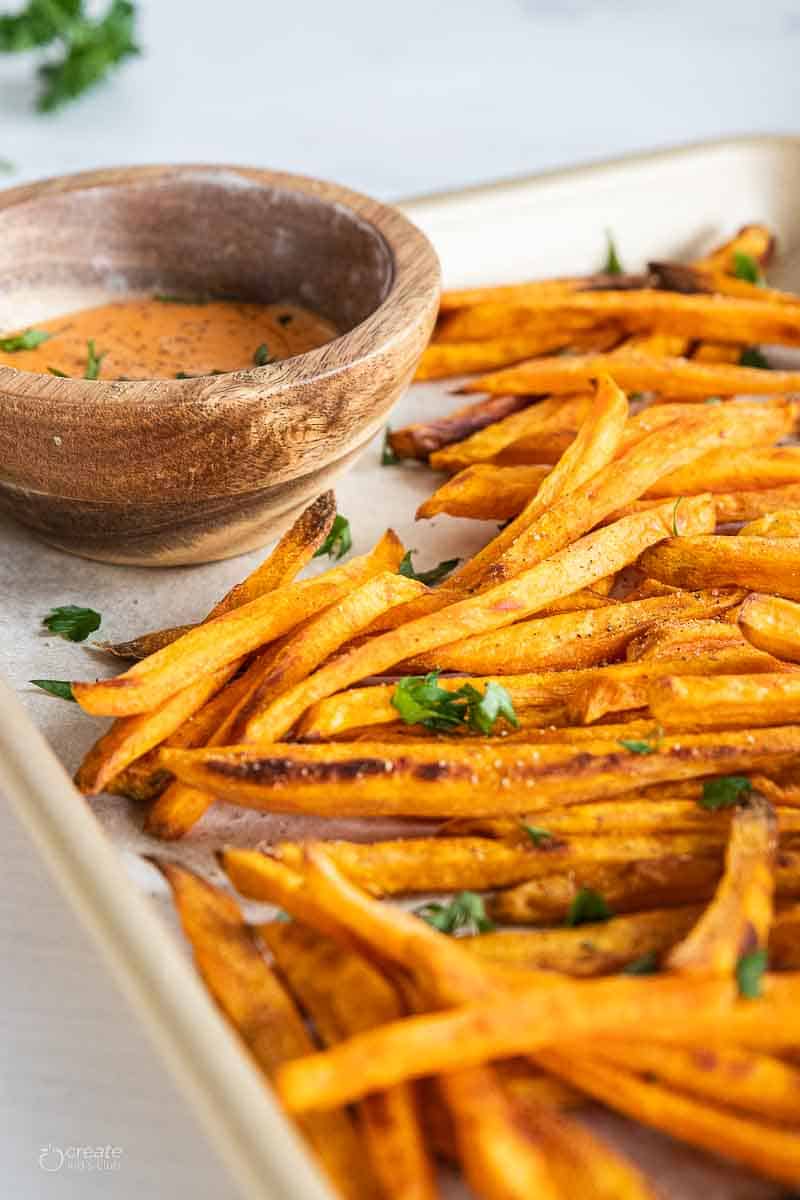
[265,831,727,896]
[647,444,800,495]
[769,902,800,968]
[101,491,336,659]
[235,496,714,745]
[741,510,800,538]
[666,795,776,975]
[537,1050,800,1188]
[389,394,535,461]
[162,726,800,819]
[417,464,550,521]
[273,974,733,1112]
[593,1039,800,1125]
[463,906,701,976]
[641,534,800,600]
[696,223,775,272]
[441,289,800,347]
[650,672,800,730]
[460,349,800,398]
[406,589,743,675]
[157,863,379,1200]
[739,593,800,663]
[262,921,440,1200]
[625,617,746,661]
[428,393,591,474]
[712,483,800,523]
[72,530,405,717]
[415,329,607,380]
[437,276,583,313]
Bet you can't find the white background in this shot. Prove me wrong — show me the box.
[0,2,797,1196]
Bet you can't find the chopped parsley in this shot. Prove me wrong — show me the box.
[313,514,352,561]
[672,496,684,537]
[622,951,659,975]
[603,231,624,276]
[415,891,495,935]
[565,887,612,927]
[618,725,663,755]
[381,428,400,465]
[522,824,556,847]
[47,365,68,377]
[699,775,752,811]
[30,678,75,701]
[739,346,770,370]
[736,948,767,999]
[84,339,106,380]
[398,550,459,586]
[253,343,271,366]
[42,604,101,642]
[391,672,520,735]
[0,327,51,352]
[731,252,764,286]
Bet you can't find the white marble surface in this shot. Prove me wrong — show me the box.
[1,2,799,1195]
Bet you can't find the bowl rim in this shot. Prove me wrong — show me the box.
[0,163,441,410]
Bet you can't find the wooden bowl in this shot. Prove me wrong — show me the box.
[0,165,440,565]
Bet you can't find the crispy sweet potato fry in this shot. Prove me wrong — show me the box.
[595,1039,800,1125]
[266,832,728,896]
[441,288,800,346]
[262,921,440,1200]
[712,483,800,523]
[537,1050,800,1188]
[406,589,743,675]
[417,464,551,521]
[414,328,621,380]
[666,795,776,975]
[162,726,800,819]
[72,530,405,718]
[741,510,800,538]
[102,491,337,659]
[389,394,535,461]
[641,535,800,600]
[437,276,584,313]
[739,593,800,663]
[428,393,592,474]
[274,974,733,1112]
[651,672,800,730]
[158,863,379,1200]
[625,617,745,662]
[235,496,714,745]
[464,906,701,976]
[647,445,800,495]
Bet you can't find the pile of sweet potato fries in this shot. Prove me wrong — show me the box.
[69,223,800,1195]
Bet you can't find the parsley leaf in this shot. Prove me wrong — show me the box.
[699,775,752,811]
[0,327,51,352]
[84,338,106,379]
[381,428,400,465]
[36,0,140,114]
[313,514,351,561]
[253,343,271,366]
[398,550,459,586]
[30,678,75,701]
[739,346,770,370]
[672,496,684,537]
[603,231,623,276]
[732,251,764,286]
[0,0,81,51]
[47,365,68,376]
[622,951,659,975]
[618,725,663,755]
[391,672,519,735]
[736,948,767,999]
[43,604,101,642]
[522,824,555,847]
[565,888,612,927]
[415,891,495,935]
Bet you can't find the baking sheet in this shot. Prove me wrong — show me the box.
[3,135,799,1198]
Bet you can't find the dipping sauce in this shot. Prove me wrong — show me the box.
[0,297,338,380]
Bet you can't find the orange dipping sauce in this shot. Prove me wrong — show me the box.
[0,297,338,380]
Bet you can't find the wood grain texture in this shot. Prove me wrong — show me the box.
[0,165,441,564]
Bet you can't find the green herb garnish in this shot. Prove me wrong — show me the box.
[43,604,101,642]
[30,678,75,701]
[253,343,271,366]
[0,327,51,352]
[618,725,663,755]
[704,396,722,405]
[381,428,400,465]
[277,313,292,326]
[398,550,459,586]
[699,775,752,811]
[739,346,770,370]
[522,824,555,847]
[672,496,684,537]
[565,888,612,927]
[622,951,659,975]
[47,365,68,376]
[391,672,520,735]
[732,251,764,286]
[313,514,352,561]
[603,231,623,276]
[84,339,106,380]
[415,891,495,935]
[0,0,140,114]
[736,948,767,999]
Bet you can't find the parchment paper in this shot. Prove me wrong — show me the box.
[0,378,786,1199]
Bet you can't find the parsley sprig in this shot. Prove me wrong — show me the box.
[398,550,459,586]
[43,603,101,642]
[736,948,767,998]
[381,428,400,465]
[0,327,50,352]
[603,231,624,276]
[415,891,495,935]
[731,252,764,286]
[565,887,612,927]
[699,775,752,811]
[0,0,140,113]
[313,514,352,561]
[30,678,75,700]
[618,725,663,755]
[392,672,519,735]
[739,346,770,370]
